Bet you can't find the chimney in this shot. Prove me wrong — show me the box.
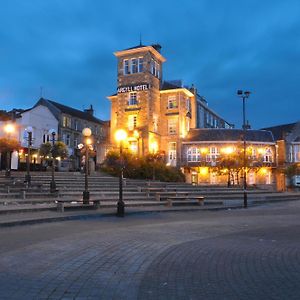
[151,44,162,53]
[84,105,94,116]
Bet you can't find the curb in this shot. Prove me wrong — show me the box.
[0,205,244,228]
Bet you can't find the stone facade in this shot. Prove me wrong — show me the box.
[108,44,231,165]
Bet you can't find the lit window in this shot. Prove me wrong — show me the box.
[168,96,178,109]
[128,115,137,131]
[206,147,220,162]
[187,147,201,162]
[124,59,130,75]
[138,57,143,72]
[168,142,177,165]
[62,116,71,128]
[131,58,138,73]
[263,148,273,163]
[128,92,138,106]
[168,118,177,135]
[186,98,191,112]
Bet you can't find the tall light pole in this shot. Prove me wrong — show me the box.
[115,129,127,217]
[82,128,92,204]
[237,90,251,208]
[49,129,57,193]
[4,123,15,178]
[25,126,33,186]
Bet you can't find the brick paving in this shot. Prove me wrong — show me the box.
[0,202,299,299]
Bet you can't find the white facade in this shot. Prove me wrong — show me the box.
[16,105,58,149]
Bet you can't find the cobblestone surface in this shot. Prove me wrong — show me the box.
[0,202,299,299]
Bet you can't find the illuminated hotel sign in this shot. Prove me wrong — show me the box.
[117,84,150,94]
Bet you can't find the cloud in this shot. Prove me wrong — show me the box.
[0,0,299,128]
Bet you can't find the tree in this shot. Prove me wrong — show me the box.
[0,137,21,153]
[39,141,68,160]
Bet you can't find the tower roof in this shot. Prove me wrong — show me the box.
[114,44,166,62]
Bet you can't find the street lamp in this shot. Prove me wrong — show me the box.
[115,129,127,217]
[237,90,251,208]
[25,126,33,186]
[4,123,15,178]
[82,127,92,204]
[49,129,57,193]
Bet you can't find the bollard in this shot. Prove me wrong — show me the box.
[20,190,26,200]
[57,201,64,212]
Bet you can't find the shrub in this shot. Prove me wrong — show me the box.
[101,151,185,182]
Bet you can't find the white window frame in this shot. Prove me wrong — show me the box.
[131,58,138,73]
[263,148,273,163]
[187,147,201,162]
[138,57,143,72]
[128,92,138,106]
[206,147,219,162]
[167,96,178,109]
[128,115,137,131]
[168,118,177,135]
[168,142,177,165]
[123,59,130,75]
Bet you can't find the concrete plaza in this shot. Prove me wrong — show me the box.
[0,202,299,299]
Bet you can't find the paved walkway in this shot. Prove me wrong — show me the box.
[0,201,299,299]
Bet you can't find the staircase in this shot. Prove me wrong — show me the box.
[0,171,299,214]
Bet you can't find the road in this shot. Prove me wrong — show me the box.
[0,201,299,299]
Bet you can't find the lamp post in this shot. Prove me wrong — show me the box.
[237,90,251,208]
[82,128,92,204]
[49,129,57,193]
[25,126,33,186]
[115,129,127,217]
[4,123,15,178]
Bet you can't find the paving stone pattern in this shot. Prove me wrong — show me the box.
[0,203,299,299]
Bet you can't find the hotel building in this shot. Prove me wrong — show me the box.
[108,43,277,186]
[108,44,232,166]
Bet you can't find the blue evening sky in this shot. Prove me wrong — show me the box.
[0,0,299,128]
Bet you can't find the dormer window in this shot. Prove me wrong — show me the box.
[128,92,138,106]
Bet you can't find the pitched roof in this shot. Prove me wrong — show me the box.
[161,80,182,90]
[261,122,297,140]
[37,98,105,124]
[123,44,147,51]
[184,128,274,143]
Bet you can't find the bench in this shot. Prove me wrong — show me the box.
[166,196,205,207]
[156,191,189,201]
[56,199,100,212]
[138,187,165,197]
